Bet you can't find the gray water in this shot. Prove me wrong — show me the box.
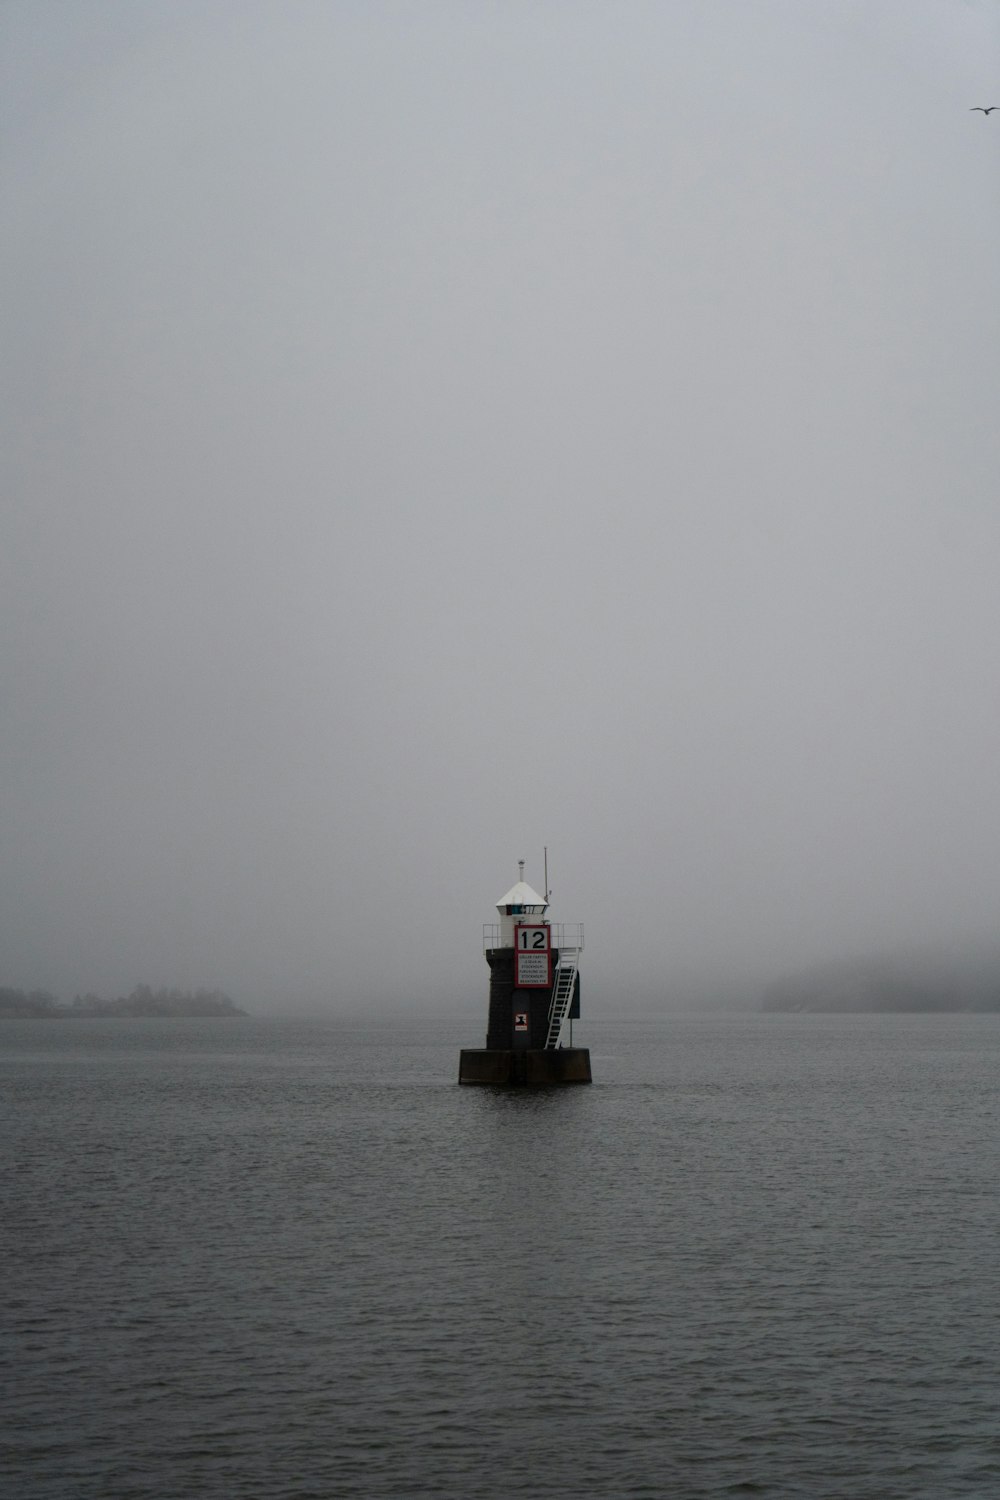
[3,1013,999,1498]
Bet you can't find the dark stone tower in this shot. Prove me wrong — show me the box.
[459,865,591,1085]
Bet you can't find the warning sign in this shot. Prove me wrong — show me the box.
[516,951,550,986]
[513,1012,528,1032]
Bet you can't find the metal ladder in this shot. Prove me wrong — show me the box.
[545,948,580,1049]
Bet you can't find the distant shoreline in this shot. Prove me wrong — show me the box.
[761,954,1000,1014]
[0,986,245,1020]
[761,1000,1000,1014]
[0,1009,248,1019]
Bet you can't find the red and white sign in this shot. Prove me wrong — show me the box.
[515,924,552,987]
[513,1012,529,1032]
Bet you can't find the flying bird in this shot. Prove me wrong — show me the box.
[970,106,999,114]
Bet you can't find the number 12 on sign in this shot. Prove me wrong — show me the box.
[515,924,552,987]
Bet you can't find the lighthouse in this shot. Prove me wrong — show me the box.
[459,861,592,1085]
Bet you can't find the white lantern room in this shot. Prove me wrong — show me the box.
[493,874,550,948]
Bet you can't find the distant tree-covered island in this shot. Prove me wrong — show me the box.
[0,985,245,1019]
[761,951,1000,1014]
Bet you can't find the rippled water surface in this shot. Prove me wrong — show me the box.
[4,1012,1000,1498]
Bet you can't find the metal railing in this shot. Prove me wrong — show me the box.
[482,922,584,953]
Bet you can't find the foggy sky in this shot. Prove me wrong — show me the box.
[3,1,999,1014]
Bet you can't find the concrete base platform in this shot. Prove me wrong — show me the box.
[458,1048,592,1086]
